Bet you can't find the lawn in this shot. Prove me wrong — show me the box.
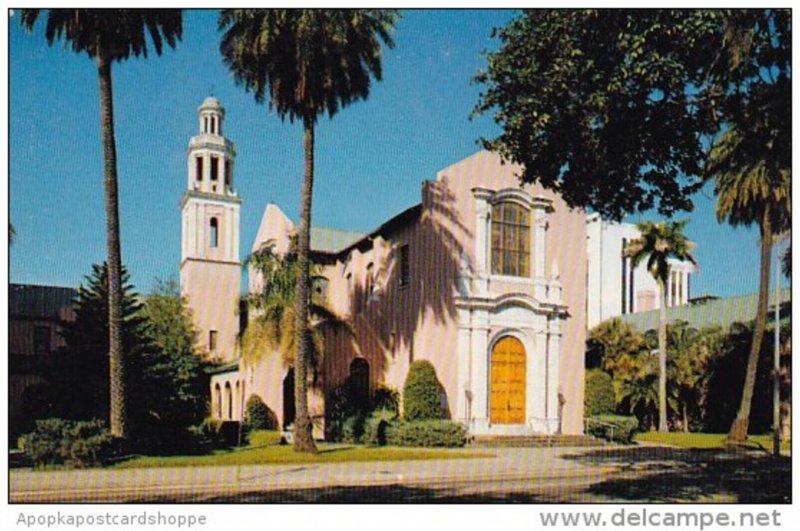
[114,431,490,469]
[635,432,785,451]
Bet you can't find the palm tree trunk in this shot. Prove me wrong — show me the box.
[683,403,689,433]
[658,277,668,432]
[293,119,318,454]
[728,208,772,442]
[97,51,127,440]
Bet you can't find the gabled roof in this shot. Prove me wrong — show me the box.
[619,288,791,332]
[9,284,76,319]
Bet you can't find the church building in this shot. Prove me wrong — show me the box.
[180,97,587,437]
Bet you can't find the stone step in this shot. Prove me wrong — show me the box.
[470,434,607,448]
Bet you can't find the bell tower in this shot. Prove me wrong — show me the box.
[180,97,241,362]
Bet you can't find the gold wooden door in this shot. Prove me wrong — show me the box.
[490,336,526,424]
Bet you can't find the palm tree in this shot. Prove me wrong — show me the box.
[19,9,183,440]
[707,127,790,442]
[220,9,398,453]
[626,220,696,431]
[242,244,352,421]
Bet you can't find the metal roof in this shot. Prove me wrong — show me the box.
[309,227,367,254]
[9,284,76,319]
[618,288,792,332]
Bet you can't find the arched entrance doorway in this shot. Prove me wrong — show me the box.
[490,336,526,425]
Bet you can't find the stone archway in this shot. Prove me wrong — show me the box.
[489,336,526,425]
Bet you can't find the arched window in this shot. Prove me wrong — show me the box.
[491,202,530,277]
[349,358,370,405]
[210,217,219,248]
[225,382,233,420]
[214,383,222,418]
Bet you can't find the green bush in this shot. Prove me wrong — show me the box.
[372,384,400,414]
[244,394,278,431]
[403,360,447,421]
[386,419,467,448]
[341,414,367,444]
[586,415,638,443]
[191,418,241,449]
[24,418,113,468]
[363,409,399,446]
[584,369,616,417]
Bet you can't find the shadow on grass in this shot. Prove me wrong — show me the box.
[131,484,550,503]
[560,445,791,503]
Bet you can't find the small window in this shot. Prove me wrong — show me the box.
[195,156,203,181]
[224,160,231,186]
[203,116,209,134]
[210,156,219,181]
[312,276,329,304]
[399,245,410,289]
[209,330,218,352]
[212,116,217,135]
[365,263,374,305]
[210,217,219,248]
[33,325,50,355]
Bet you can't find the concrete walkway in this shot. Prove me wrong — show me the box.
[10,447,615,503]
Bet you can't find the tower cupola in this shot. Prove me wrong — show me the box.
[187,96,237,196]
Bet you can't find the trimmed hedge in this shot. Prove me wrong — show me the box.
[372,384,400,415]
[363,409,399,446]
[23,418,113,468]
[584,369,616,417]
[586,415,638,443]
[244,395,278,431]
[386,419,467,448]
[403,360,447,421]
[191,418,241,449]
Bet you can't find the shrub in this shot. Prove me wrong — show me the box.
[244,394,278,431]
[403,360,447,421]
[586,415,638,443]
[191,418,241,449]
[584,369,616,417]
[363,409,399,446]
[24,418,113,468]
[386,419,467,448]
[372,384,400,414]
[341,414,367,444]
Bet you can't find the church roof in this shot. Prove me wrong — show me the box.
[310,227,366,254]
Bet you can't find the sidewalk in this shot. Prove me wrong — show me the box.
[10,447,614,503]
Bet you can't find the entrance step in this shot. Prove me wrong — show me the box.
[470,434,606,448]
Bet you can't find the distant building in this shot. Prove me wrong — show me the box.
[8,283,76,438]
[585,213,695,329]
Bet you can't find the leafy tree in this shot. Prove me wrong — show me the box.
[613,351,659,431]
[703,13,791,442]
[626,220,696,431]
[131,278,209,452]
[220,9,398,452]
[663,322,723,432]
[19,9,183,439]
[473,10,721,220]
[587,318,647,372]
[55,263,146,424]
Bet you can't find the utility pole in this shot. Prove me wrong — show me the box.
[773,235,785,457]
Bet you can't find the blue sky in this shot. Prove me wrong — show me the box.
[9,9,776,297]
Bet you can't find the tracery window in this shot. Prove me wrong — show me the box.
[491,202,530,277]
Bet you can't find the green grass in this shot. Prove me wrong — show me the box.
[635,432,786,450]
[114,431,490,469]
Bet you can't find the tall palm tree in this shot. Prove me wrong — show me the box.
[626,220,696,432]
[707,127,790,442]
[220,9,398,453]
[19,9,182,440]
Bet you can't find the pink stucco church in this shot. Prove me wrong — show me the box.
[181,97,587,437]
